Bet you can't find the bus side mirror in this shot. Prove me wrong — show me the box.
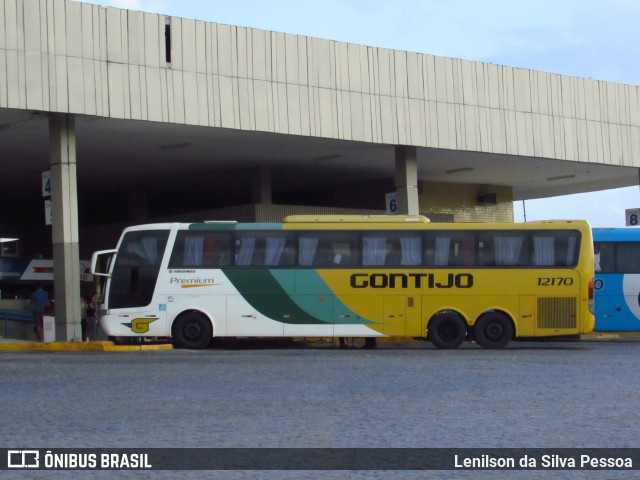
[91,249,117,277]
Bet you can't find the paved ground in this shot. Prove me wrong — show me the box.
[1,338,638,479]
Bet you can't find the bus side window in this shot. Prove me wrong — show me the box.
[554,233,578,266]
[202,234,232,266]
[235,236,256,266]
[616,243,640,273]
[298,232,336,267]
[312,243,333,265]
[170,232,232,268]
[448,234,476,266]
[300,233,356,267]
[234,233,294,267]
[398,236,422,266]
[594,242,613,272]
[532,236,555,266]
[425,234,454,266]
[264,236,293,266]
[493,234,527,266]
[385,241,400,266]
[299,236,320,266]
[477,238,493,266]
[332,242,353,265]
[362,235,387,266]
[459,236,475,266]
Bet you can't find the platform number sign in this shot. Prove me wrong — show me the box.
[385,192,398,215]
[42,171,52,225]
[626,208,640,226]
[42,171,52,197]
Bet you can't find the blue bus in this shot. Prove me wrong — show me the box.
[593,228,640,331]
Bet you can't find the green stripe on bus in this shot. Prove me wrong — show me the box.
[222,269,329,325]
[222,269,373,325]
[270,270,374,325]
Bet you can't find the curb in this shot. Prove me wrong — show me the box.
[580,332,640,340]
[0,341,173,352]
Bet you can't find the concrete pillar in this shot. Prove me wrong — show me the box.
[251,167,272,204]
[49,114,82,341]
[394,146,419,215]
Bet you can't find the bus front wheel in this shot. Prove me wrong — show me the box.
[474,313,513,349]
[172,312,213,349]
[428,313,467,349]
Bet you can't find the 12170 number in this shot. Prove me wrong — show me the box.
[537,277,573,286]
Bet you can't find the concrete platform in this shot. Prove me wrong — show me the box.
[0,332,637,352]
[0,339,173,351]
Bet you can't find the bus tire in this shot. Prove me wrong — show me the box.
[428,313,467,349]
[172,312,213,349]
[474,312,513,349]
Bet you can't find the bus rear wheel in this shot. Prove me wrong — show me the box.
[429,313,467,349]
[172,312,213,349]
[474,313,513,349]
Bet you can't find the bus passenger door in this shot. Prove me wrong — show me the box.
[383,296,406,336]
[334,294,383,337]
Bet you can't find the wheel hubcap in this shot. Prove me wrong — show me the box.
[440,323,457,341]
[185,323,201,340]
[486,323,503,340]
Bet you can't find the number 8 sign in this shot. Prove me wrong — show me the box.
[626,208,639,226]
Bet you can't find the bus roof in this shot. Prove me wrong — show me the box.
[283,215,430,223]
[593,227,640,241]
[120,217,592,232]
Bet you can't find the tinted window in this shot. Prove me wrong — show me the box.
[540,231,580,267]
[169,232,232,268]
[298,232,357,267]
[616,243,640,273]
[425,231,476,267]
[234,232,295,267]
[478,232,529,267]
[361,232,423,267]
[595,242,640,273]
[422,230,580,268]
[110,230,169,309]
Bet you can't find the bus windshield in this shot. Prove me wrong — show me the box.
[108,230,169,309]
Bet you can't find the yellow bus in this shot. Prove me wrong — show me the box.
[91,215,595,349]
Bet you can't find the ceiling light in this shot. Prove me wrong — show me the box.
[313,154,342,162]
[546,174,576,181]
[445,167,474,174]
[159,142,191,150]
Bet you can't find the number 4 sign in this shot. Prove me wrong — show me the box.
[41,171,52,197]
[626,208,639,226]
[42,171,52,225]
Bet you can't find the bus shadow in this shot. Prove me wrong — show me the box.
[202,337,607,351]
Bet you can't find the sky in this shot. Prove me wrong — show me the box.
[80,0,640,227]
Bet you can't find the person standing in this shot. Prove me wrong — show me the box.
[29,284,50,342]
[85,294,100,341]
